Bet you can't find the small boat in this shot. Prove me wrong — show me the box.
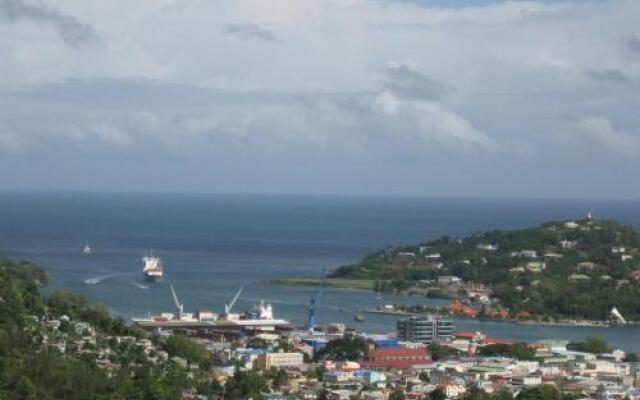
[354,313,365,322]
[82,244,92,255]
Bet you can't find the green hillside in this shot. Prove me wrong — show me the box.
[330,217,640,321]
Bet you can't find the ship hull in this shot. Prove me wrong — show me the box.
[144,273,163,282]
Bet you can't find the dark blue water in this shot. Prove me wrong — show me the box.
[1,192,640,351]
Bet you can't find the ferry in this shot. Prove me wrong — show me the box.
[142,254,163,281]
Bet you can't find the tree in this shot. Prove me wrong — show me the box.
[315,335,367,361]
[428,343,460,361]
[247,337,269,349]
[477,343,535,360]
[567,336,609,354]
[428,388,446,400]
[516,385,560,400]
[389,389,406,400]
[163,334,209,365]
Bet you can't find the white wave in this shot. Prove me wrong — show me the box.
[84,272,129,285]
[131,282,150,290]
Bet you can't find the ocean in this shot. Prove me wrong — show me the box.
[1,192,640,351]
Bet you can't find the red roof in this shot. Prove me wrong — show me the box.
[367,347,429,358]
[455,331,481,339]
[363,347,432,369]
[483,338,513,345]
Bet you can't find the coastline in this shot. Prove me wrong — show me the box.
[269,278,638,329]
[361,308,639,328]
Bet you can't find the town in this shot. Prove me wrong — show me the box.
[35,299,640,400]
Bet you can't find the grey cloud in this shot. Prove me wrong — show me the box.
[0,0,99,48]
[383,64,451,101]
[224,23,278,43]
[625,35,640,58]
[586,69,633,85]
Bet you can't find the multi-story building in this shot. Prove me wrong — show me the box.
[255,351,304,370]
[396,316,455,344]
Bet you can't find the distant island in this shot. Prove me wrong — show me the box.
[281,216,640,324]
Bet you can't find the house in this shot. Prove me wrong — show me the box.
[544,252,563,259]
[569,274,591,282]
[611,247,626,254]
[622,254,633,262]
[437,276,462,285]
[323,371,355,383]
[564,221,579,229]
[560,240,578,249]
[513,250,537,259]
[425,253,441,260]
[511,375,542,386]
[476,244,498,251]
[437,383,466,398]
[525,262,546,273]
[398,252,416,258]
[576,262,596,271]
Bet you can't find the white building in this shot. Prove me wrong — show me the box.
[256,352,304,370]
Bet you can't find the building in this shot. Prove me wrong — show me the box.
[362,347,431,369]
[437,276,462,285]
[397,316,455,344]
[255,352,304,370]
[476,244,498,251]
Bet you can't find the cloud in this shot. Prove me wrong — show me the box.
[0,0,99,48]
[0,0,639,195]
[383,64,451,101]
[565,117,640,158]
[224,23,278,43]
[586,68,633,85]
[624,35,640,58]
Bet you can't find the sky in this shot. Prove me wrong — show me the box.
[0,0,639,198]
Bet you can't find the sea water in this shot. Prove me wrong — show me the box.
[1,192,640,351]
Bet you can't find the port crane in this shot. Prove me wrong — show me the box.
[169,283,185,319]
[225,286,243,314]
[307,268,326,332]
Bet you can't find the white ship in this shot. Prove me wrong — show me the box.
[82,244,92,255]
[142,254,163,281]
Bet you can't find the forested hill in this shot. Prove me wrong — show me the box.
[0,257,215,399]
[330,217,640,321]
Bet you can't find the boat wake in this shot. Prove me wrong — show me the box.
[84,275,112,285]
[84,273,129,285]
[130,282,150,290]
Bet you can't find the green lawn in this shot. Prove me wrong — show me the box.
[268,277,374,290]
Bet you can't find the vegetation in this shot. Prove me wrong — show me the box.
[163,334,209,365]
[269,277,374,290]
[0,257,204,399]
[476,343,536,360]
[566,336,610,354]
[428,342,461,361]
[314,335,368,361]
[330,218,640,320]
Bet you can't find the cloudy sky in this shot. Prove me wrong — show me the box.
[1,0,639,198]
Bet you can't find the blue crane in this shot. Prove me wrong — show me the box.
[307,268,326,332]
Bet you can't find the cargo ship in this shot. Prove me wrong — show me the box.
[132,286,292,333]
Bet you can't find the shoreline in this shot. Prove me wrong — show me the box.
[361,308,639,328]
[269,277,638,329]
